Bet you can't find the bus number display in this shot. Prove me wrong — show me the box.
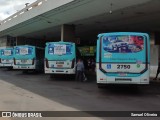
[117,65,130,69]
[4,50,12,56]
[20,48,28,55]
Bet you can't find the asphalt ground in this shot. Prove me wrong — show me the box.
[0,68,160,120]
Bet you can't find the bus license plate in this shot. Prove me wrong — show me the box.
[56,62,64,64]
[21,60,27,63]
[57,65,63,68]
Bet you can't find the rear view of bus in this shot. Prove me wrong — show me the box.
[13,45,42,72]
[96,32,150,87]
[0,48,14,68]
[45,42,76,74]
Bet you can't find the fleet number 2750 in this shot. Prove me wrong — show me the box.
[117,65,130,69]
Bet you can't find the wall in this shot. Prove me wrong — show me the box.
[0,36,15,47]
[150,45,159,78]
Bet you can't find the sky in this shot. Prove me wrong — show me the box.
[0,0,37,21]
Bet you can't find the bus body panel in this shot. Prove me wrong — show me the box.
[45,42,76,74]
[96,63,150,84]
[96,32,150,85]
[0,48,14,67]
[13,45,44,71]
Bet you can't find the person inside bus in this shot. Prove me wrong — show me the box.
[153,60,160,80]
[76,59,85,82]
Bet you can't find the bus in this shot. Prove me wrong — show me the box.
[96,32,150,87]
[0,47,14,68]
[45,42,77,75]
[13,45,44,73]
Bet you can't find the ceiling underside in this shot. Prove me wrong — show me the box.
[0,0,160,40]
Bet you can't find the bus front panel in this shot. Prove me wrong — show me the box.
[45,42,76,74]
[13,46,36,70]
[0,48,14,67]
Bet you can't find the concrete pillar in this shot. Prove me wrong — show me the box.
[61,24,76,42]
[0,35,15,47]
[150,45,159,77]
[0,36,8,47]
[150,32,159,78]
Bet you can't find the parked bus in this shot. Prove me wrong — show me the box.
[0,47,14,68]
[45,42,77,75]
[96,32,150,87]
[13,45,44,73]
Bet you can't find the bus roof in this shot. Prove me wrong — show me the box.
[14,45,44,49]
[46,41,75,45]
[14,45,35,47]
[98,32,149,38]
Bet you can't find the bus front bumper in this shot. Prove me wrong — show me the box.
[13,65,36,70]
[45,68,75,74]
[97,70,150,85]
[0,63,13,67]
[97,77,150,85]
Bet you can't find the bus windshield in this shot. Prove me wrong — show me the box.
[103,35,144,53]
[1,49,13,56]
[48,43,73,55]
[15,47,34,55]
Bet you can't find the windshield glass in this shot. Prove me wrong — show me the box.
[48,43,73,55]
[1,49,13,56]
[15,47,34,55]
[103,35,144,53]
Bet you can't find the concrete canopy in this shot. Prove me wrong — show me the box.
[0,0,160,39]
